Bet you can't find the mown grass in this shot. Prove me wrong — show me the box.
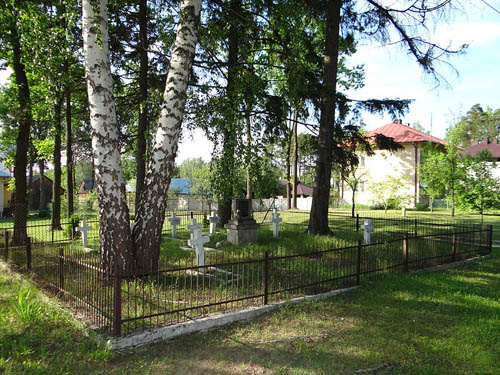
[1,248,499,374]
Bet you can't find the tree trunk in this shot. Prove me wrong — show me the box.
[245,110,252,199]
[38,159,46,210]
[52,96,63,229]
[430,196,434,213]
[286,117,292,209]
[135,0,149,215]
[11,10,31,245]
[351,189,355,218]
[83,0,134,276]
[292,108,298,209]
[307,0,342,235]
[132,0,202,273]
[65,86,74,218]
[216,0,241,226]
[28,162,33,210]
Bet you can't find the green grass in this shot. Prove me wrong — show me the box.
[1,250,499,374]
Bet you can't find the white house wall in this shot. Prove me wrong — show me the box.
[343,144,420,207]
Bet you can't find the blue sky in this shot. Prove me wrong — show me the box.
[347,0,500,138]
[178,0,500,162]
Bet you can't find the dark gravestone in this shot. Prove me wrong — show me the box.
[234,198,251,219]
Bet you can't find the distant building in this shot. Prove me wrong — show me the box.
[465,137,500,160]
[169,178,193,195]
[279,179,314,198]
[342,120,447,207]
[28,175,66,210]
[0,162,12,217]
[465,137,500,179]
[77,178,97,199]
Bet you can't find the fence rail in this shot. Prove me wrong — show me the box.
[1,214,493,337]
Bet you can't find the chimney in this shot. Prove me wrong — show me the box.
[395,119,402,124]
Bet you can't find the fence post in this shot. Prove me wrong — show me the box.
[356,239,362,285]
[263,251,269,305]
[487,224,493,254]
[452,228,457,261]
[71,221,76,240]
[113,264,122,337]
[403,233,409,273]
[59,247,64,290]
[4,231,9,261]
[414,218,418,237]
[356,214,360,232]
[26,237,32,270]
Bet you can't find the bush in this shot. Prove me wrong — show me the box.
[37,209,51,218]
[64,214,82,239]
[415,203,429,211]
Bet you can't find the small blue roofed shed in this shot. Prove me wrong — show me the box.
[169,178,193,195]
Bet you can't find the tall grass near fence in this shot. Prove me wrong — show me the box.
[2,212,492,337]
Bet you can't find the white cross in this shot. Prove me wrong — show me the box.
[188,228,209,268]
[186,218,202,247]
[207,211,219,235]
[168,213,181,238]
[76,220,92,247]
[361,219,374,244]
[270,209,283,238]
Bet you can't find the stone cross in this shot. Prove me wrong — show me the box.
[168,213,181,238]
[207,211,219,235]
[76,220,92,247]
[361,219,374,244]
[186,218,202,247]
[188,228,209,268]
[270,209,283,238]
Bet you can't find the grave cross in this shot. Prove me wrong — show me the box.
[168,213,181,238]
[207,211,219,235]
[361,219,374,244]
[76,220,92,247]
[270,209,283,238]
[186,218,202,248]
[188,228,210,269]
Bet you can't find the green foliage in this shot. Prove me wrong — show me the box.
[415,203,430,211]
[11,290,43,324]
[456,150,500,214]
[446,104,500,147]
[369,176,412,212]
[37,209,51,219]
[64,214,81,239]
[419,145,446,212]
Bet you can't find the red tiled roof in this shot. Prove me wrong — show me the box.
[364,121,447,145]
[280,180,314,196]
[465,139,500,158]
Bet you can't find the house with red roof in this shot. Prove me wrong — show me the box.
[465,137,500,179]
[342,119,447,207]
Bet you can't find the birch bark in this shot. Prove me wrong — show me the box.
[82,0,134,275]
[133,0,201,273]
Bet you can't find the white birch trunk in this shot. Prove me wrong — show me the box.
[133,0,202,272]
[82,0,133,275]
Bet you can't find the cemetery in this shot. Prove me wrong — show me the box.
[0,200,492,338]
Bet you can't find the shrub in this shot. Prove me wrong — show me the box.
[37,209,51,218]
[415,203,429,211]
[64,214,82,239]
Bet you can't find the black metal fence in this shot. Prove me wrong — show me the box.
[2,215,492,336]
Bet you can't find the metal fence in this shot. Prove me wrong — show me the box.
[2,216,492,336]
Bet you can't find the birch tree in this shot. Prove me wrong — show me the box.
[83,0,202,275]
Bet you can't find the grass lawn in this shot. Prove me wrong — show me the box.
[1,247,498,374]
[333,208,500,241]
